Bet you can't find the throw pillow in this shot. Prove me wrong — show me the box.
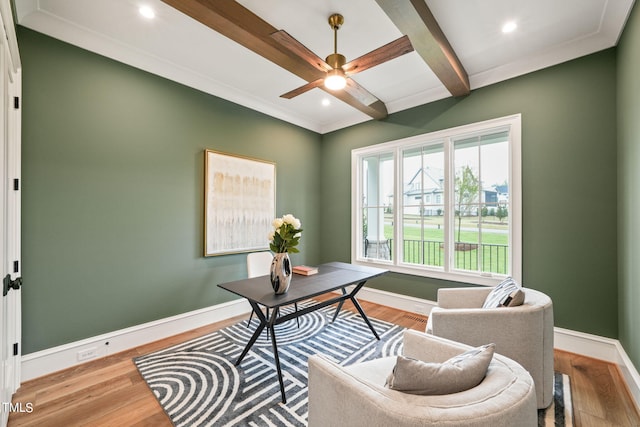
[482,277,525,308]
[385,343,495,395]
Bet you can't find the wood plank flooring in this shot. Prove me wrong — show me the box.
[9,298,640,426]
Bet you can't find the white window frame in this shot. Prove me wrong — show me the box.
[351,114,522,286]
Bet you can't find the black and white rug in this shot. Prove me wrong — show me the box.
[540,372,574,426]
[135,302,572,426]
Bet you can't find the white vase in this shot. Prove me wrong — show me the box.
[270,252,292,294]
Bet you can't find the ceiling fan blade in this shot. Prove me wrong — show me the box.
[280,78,325,99]
[325,78,387,120]
[343,35,414,75]
[270,30,332,73]
[343,78,379,106]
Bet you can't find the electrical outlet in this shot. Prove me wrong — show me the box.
[414,304,427,314]
[77,347,98,361]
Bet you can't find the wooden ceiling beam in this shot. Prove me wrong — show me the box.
[161,0,388,120]
[161,0,321,82]
[375,0,470,97]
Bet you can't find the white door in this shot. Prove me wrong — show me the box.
[0,1,22,425]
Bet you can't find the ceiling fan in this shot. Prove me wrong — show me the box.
[271,13,414,100]
[160,0,426,120]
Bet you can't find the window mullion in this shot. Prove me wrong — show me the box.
[509,121,522,282]
[396,148,404,266]
[444,137,453,273]
[420,147,425,265]
[477,142,483,274]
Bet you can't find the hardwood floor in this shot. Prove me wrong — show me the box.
[554,349,640,427]
[9,298,640,426]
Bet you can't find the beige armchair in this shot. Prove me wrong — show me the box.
[308,330,537,427]
[427,286,554,408]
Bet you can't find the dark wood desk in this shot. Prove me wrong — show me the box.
[218,261,388,403]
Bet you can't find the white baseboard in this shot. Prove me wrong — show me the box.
[553,326,621,362]
[357,287,439,316]
[615,340,640,414]
[21,298,251,381]
[20,288,640,414]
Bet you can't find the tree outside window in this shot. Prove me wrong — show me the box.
[454,165,479,242]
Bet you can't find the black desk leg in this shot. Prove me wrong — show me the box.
[330,281,379,340]
[331,288,347,322]
[350,295,380,340]
[235,301,266,366]
[349,282,380,340]
[268,307,287,403]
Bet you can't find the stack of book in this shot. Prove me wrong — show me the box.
[292,265,318,276]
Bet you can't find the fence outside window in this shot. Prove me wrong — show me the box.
[384,239,509,274]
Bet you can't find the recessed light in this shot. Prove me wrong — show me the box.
[502,21,517,33]
[139,5,155,19]
[322,98,331,107]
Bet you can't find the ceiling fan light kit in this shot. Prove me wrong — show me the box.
[324,68,346,90]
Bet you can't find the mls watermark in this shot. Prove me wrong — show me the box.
[2,401,34,413]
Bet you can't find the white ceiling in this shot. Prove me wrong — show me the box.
[15,0,635,134]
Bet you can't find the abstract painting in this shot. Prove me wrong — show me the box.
[204,150,275,256]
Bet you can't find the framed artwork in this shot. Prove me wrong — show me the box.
[204,150,276,256]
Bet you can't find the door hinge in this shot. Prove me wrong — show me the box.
[13,96,19,109]
[13,178,19,191]
[13,343,18,356]
[2,274,22,296]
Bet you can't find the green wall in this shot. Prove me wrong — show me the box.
[321,49,619,338]
[618,2,640,369]
[19,23,624,355]
[18,27,322,354]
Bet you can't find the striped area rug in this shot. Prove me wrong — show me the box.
[134,301,572,426]
[540,372,574,426]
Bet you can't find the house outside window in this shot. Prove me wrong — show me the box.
[351,115,522,285]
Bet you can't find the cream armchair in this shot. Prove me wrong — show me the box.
[308,330,537,427]
[427,286,554,408]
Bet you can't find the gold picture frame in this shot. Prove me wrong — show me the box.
[204,150,276,256]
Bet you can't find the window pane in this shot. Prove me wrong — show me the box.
[361,154,393,261]
[454,131,510,275]
[402,143,444,268]
[480,135,509,275]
